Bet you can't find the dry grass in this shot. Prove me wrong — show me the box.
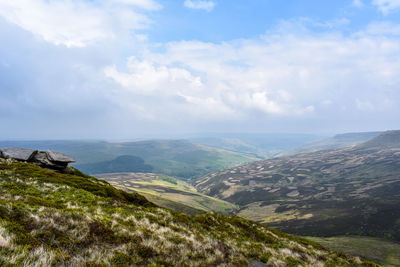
[0,161,379,266]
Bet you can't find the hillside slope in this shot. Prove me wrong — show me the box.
[284,131,381,155]
[195,131,400,241]
[0,160,375,266]
[305,236,400,266]
[191,133,323,158]
[359,130,400,149]
[97,172,238,215]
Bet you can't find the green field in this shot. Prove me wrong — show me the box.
[305,236,400,266]
[97,172,238,215]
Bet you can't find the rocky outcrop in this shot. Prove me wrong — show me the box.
[1,148,37,161]
[0,147,75,171]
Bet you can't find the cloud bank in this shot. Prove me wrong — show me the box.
[0,1,399,138]
[104,21,400,127]
[0,0,157,47]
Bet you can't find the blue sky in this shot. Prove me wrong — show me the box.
[148,0,393,42]
[0,0,400,139]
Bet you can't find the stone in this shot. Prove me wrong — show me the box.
[33,151,59,168]
[287,190,300,197]
[249,260,266,267]
[0,147,76,172]
[0,148,37,161]
[46,150,75,163]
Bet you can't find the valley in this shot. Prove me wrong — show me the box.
[97,172,238,215]
[0,140,258,180]
[2,131,399,266]
[190,133,323,158]
[195,131,400,242]
[3,0,399,265]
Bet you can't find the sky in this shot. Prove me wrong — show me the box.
[1,0,400,139]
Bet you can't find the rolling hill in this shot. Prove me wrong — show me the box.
[0,159,375,266]
[195,130,400,242]
[190,133,323,158]
[284,131,381,155]
[96,172,238,215]
[0,140,258,179]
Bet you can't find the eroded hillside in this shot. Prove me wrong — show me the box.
[195,131,400,240]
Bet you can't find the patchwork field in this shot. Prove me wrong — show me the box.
[97,172,238,215]
[195,131,400,241]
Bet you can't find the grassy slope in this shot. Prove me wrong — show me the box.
[305,236,400,267]
[97,172,238,215]
[0,160,377,266]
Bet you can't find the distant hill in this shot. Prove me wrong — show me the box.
[0,160,372,266]
[78,155,153,174]
[284,131,381,155]
[195,130,400,241]
[359,130,400,149]
[0,140,258,179]
[191,133,323,158]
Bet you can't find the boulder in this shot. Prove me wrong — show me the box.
[0,148,37,161]
[0,147,76,172]
[33,151,60,169]
[46,150,75,163]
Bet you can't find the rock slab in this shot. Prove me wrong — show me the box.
[0,148,37,161]
[46,150,75,163]
[0,147,76,172]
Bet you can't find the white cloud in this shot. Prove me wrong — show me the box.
[364,21,400,35]
[353,0,364,7]
[0,0,159,47]
[104,21,400,123]
[111,0,162,10]
[356,99,375,111]
[184,0,216,12]
[104,56,203,93]
[372,0,400,14]
[2,9,400,134]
